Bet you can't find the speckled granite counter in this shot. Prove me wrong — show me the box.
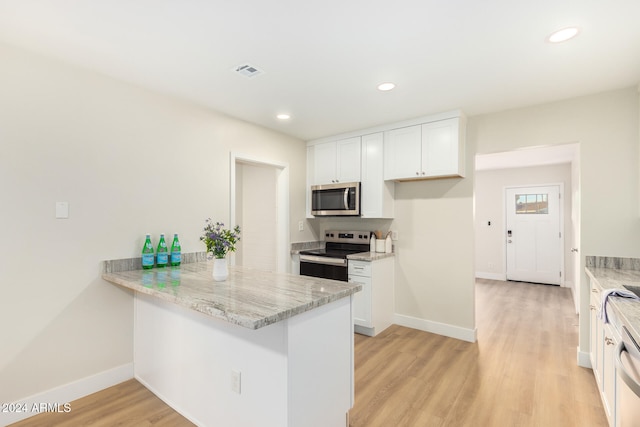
[104,256,358,426]
[347,251,394,261]
[290,241,324,254]
[585,256,640,346]
[102,260,361,330]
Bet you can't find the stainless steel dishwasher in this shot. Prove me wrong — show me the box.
[615,326,640,426]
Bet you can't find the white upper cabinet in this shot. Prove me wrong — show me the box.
[361,132,394,218]
[421,119,463,177]
[311,137,361,185]
[384,117,465,181]
[382,125,422,181]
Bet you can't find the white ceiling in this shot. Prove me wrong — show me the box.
[0,0,638,141]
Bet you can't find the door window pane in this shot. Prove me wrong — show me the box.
[516,194,548,214]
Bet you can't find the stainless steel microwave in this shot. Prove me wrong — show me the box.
[311,182,361,216]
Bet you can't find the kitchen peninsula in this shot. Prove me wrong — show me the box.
[102,256,361,427]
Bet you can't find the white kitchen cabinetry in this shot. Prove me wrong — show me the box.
[383,117,465,181]
[589,278,622,427]
[360,132,394,218]
[590,284,603,383]
[311,137,361,185]
[602,322,619,425]
[348,257,394,337]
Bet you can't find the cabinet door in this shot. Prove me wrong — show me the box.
[349,275,372,327]
[602,323,618,424]
[312,141,337,185]
[383,125,422,180]
[590,290,600,378]
[595,296,605,387]
[336,137,361,183]
[421,118,461,177]
[361,133,394,218]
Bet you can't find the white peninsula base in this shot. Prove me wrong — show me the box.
[134,292,354,427]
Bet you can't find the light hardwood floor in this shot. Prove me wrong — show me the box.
[349,279,607,427]
[11,279,607,427]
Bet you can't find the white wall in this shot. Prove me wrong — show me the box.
[391,176,476,340]
[0,42,310,404]
[235,163,278,271]
[470,87,640,359]
[475,163,573,286]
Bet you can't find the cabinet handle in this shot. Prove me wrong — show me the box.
[415,172,420,176]
[592,289,599,293]
[421,171,425,175]
[605,337,615,346]
[590,305,596,311]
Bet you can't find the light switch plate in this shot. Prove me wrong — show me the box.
[231,369,241,394]
[55,202,69,219]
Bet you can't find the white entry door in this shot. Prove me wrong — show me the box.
[505,185,562,285]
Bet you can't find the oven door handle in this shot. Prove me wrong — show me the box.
[299,255,347,266]
[616,341,640,398]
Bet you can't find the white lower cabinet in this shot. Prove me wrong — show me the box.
[602,322,619,425]
[348,257,394,337]
[589,278,622,427]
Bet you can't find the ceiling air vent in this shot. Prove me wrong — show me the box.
[233,63,264,79]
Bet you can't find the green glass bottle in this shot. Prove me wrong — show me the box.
[170,233,181,266]
[141,234,154,269]
[156,233,168,268]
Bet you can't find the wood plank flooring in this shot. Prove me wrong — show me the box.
[8,379,195,427]
[10,279,607,427]
[348,279,607,427]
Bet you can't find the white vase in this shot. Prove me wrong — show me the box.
[212,258,228,281]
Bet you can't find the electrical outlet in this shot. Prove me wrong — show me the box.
[298,221,304,231]
[488,262,494,271]
[391,231,398,240]
[231,369,241,394]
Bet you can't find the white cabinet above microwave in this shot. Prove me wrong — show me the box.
[309,137,361,186]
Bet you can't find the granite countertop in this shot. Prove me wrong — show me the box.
[347,251,395,261]
[102,260,361,330]
[585,264,640,346]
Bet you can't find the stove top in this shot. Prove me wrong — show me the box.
[299,248,368,259]
[299,230,371,259]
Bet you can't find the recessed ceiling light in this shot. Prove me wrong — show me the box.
[547,27,580,43]
[377,82,396,91]
[276,114,291,120]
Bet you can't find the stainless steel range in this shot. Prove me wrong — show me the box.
[299,231,371,282]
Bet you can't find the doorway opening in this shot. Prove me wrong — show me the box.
[230,153,290,273]
[474,142,580,311]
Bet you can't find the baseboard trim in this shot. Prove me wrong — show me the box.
[577,348,592,369]
[354,324,375,337]
[135,374,203,427]
[394,314,477,343]
[475,271,506,281]
[0,363,134,425]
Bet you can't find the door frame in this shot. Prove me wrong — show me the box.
[229,152,290,273]
[504,182,565,286]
